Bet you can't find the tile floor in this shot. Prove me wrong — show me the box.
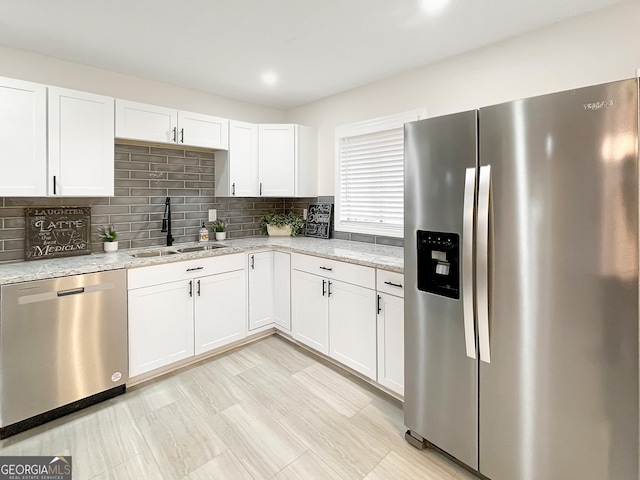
[0,335,478,480]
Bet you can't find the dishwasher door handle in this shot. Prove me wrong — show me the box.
[57,287,85,297]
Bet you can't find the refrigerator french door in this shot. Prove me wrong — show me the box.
[404,78,639,480]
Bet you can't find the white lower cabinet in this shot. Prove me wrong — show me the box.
[377,292,405,395]
[291,269,329,354]
[128,280,195,377]
[329,280,377,379]
[128,254,246,378]
[248,251,291,331]
[291,253,377,380]
[195,270,247,354]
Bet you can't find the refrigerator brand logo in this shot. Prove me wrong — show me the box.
[583,100,614,110]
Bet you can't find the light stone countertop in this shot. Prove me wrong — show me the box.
[0,237,404,285]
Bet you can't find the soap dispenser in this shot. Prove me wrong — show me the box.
[199,222,209,242]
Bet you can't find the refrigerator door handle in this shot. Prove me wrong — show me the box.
[462,167,477,359]
[477,165,492,363]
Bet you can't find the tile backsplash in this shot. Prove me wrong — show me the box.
[0,144,401,264]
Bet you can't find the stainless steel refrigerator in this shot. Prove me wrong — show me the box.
[404,78,639,480]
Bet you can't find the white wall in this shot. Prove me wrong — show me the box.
[0,45,285,124]
[286,0,640,195]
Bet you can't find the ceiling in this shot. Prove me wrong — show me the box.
[0,0,625,110]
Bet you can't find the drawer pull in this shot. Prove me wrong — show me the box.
[384,281,403,288]
[319,266,333,271]
[186,267,204,272]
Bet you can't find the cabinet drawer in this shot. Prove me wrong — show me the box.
[128,253,245,289]
[291,253,374,289]
[376,269,405,298]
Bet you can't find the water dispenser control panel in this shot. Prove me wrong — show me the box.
[417,230,460,299]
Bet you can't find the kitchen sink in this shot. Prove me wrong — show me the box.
[130,250,181,258]
[176,244,227,253]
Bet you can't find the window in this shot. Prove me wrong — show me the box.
[335,109,426,238]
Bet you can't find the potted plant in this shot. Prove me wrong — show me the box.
[97,224,118,252]
[211,219,228,241]
[259,211,305,236]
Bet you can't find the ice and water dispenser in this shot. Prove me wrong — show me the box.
[417,230,460,299]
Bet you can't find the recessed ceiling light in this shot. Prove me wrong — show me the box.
[261,72,278,86]
[420,0,451,15]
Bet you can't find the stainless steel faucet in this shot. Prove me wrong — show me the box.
[161,197,174,246]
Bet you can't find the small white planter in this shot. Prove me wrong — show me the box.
[267,224,293,236]
[103,241,118,253]
[215,231,227,241]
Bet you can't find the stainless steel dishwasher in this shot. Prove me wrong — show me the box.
[0,269,128,437]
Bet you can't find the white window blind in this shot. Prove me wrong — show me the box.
[335,109,425,238]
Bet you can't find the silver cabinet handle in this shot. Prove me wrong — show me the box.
[180,128,184,144]
[377,294,382,314]
[477,165,492,363]
[251,255,255,269]
[232,183,235,196]
[319,266,332,271]
[53,175,57,195]
[328,281,332,297]
[383,281,403,288]
[189,280,193,297]
[462,167,477,360]
[172,127,177,142]
[197,279,201,297]
[259,183,263,195]
[186,267,203,272]
[322,279,326,296]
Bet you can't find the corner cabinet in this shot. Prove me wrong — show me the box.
[115,99,229,150]
[247,251,291,331]
[48,87,115,196]
[127,254,246,378]
[258,124,317,197]
[291,253,377,379]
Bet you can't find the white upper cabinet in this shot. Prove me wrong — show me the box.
[215,120,259,197]
[48,87,115,196]
[115,99,229,150]
[0,77,47,196]
[258,124,317,197]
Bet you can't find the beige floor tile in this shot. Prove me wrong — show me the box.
[125,376,186,419]
[272,450,348,480]
[291,363,374,417]
[364,450,455,480]
[88,448,165,480]
[237,362,314,418]
[279,398,390,480]
[183,451,254,480]
[65,402,147,480]
[136,398,227,479]
[174,364,251,415]
[211,400,306,480]
[454,466,481,479]
[211,348,265,377]
[249,336,316,374]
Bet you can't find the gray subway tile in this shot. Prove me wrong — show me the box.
[185,149,215,159]
[375,236,404,247]
[350,233,376,244]
[332,231,351,241]
[115,161,149,171]
[149,147,185,156]
[110,196,150,205]
[115,143,150,154]
[168,156,200,166]
[115,179,150,188]
[0,250,25,263]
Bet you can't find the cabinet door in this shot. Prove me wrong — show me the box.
[0,77,46,196]
[115,99,177,144]
[329,280,377,379]
[258,124,295,197]
[273,251,291,330]
[248,252,274,330]
[128,280,194,377]
[229,120,259,196]
[178,110,229,149]
[195,270,247,355]
[377,293,404,395]
[291,270,329,354]
[48,87,115,196]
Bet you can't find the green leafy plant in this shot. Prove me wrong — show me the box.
[97,224,118,242]
[211,219,227,232]
[259,211,306,236]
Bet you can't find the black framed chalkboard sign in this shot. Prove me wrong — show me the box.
[25,207,92,260]
[304,203,333,239]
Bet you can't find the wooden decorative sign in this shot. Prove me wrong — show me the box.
[25,207,92,260]
[304,203,333,239]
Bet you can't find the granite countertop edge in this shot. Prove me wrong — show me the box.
[0,237,404,285]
